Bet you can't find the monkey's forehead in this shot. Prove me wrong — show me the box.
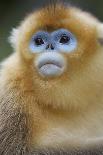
[19,3,99,35]
[36,4,70,31]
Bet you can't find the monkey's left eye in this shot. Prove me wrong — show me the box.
[59,35,70,44]
[52,29,77,53]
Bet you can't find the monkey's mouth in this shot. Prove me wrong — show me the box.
[38,61,64,77]
[38,60,62,69]
[35,52,66,78]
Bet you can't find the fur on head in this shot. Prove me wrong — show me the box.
[8,3,103,110]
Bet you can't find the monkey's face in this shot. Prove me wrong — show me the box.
[11,5,102,109]
[29,28,77,78]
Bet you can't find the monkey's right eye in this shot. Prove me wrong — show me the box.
[34,37,44,46]
[29,31,49,53]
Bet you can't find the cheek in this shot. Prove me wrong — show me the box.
[17,29,39,60]
[18,39,40,63]
[63,50,85,77]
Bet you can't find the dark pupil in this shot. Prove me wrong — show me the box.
[60,35,70,44]
[35,38,44,45]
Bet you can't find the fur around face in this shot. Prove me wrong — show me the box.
[1,3,103,154]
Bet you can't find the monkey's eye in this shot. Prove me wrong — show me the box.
[34,37,44,46]
[52,29,77,53]
[59,35,70,44]
[29,31,49,53]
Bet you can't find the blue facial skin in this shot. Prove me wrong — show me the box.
[29,29,77,53]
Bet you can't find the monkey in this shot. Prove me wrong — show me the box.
[0,2,103,155]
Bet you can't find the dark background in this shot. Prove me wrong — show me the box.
[0,0,103,61]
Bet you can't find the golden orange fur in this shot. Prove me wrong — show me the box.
[0,3,103,154]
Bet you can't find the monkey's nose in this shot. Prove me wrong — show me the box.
[46,44,55,50]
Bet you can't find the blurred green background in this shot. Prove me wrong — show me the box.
[0,0,103,61]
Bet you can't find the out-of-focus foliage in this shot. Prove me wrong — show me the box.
[0,0,103,60]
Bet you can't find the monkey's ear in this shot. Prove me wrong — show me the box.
[97,24,103,45]
[8,28,19,49]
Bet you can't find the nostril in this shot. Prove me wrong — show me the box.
[51,44,54,50]
[46,44,49,50]
[46,44,55,50]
